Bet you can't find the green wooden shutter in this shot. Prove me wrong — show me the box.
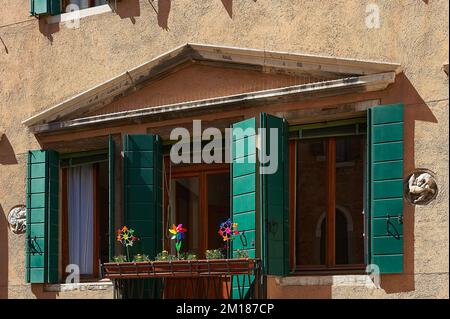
[123,134,163,298]
[26,150,59,283]
[367,104,404,274]
[231,118,257,298]
[108,135,115,261]
[260,113,290,276]
[123,134,162,258]
[30,0,60,16]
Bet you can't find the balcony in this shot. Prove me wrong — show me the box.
[102,258,262,299]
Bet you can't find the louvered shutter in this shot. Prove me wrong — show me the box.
[26,150,59,283]
[367,104,404,274]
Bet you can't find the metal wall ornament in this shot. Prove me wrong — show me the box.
[7,205,27,234]
[405,170,438,205]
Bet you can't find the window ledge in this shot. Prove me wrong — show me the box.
[44,279,113,292]
[46,5,112,25]
[273,275,377,288]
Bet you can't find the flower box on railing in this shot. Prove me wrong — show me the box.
[102,258,260,280]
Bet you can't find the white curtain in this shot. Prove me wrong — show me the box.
[68,164,94,275]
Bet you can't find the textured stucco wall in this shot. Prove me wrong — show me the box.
[0,0,448,299]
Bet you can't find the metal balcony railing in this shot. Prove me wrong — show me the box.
[102,258,262,299]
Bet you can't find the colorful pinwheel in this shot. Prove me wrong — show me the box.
[117,226,137,247]
[218,218,240,258]
[116,226,137,261]
[218,219,239,242]
[169,224,187,257]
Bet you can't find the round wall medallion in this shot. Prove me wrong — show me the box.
[7,205,26,234]
[404,170,438,205]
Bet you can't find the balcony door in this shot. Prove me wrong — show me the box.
[164,161,230,259]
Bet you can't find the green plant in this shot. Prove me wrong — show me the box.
[155,250,177,261]
[133,254,150,262]
[186,253,198,261]
[154,250,197,261]
[179,252,198,260]
[205,249,224,260]
[235,249,249,259]
[112,255,127,263]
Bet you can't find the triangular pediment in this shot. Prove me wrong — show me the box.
[81,61,338,119]
[23,43,401,132]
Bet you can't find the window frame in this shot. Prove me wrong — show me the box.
[60,150,108,281]
[289,119,368,275]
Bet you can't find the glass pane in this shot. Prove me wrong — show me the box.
[296,139,328,266]
[169,177,200,255]
[207,173,231,251]
[335,136,365,265]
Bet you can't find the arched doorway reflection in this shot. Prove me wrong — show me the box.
[319,208,351,265]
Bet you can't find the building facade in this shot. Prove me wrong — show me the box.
[0,0,448,299]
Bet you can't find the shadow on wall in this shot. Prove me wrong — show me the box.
[31,284,57,299]
[38,16,60,43]
[116,0,141,23]
[0,35,8,54]
[0,135,18,165]
[221,0,233,18]
[147,0,171,30]
[0,205,8,298]
[220,0,258,18]
[379,73,437,294]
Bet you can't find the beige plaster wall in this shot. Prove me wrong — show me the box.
[0,0,448,299]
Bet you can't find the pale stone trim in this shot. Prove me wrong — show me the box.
[193,43,402,76]
[46,5,112,25]
[44,279,113,292]
[274,275,377,288]
[28,72,395,133]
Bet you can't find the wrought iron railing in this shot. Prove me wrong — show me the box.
[102,258,262,299]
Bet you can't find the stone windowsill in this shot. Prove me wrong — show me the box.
[44,279,113,292]
[274,275,378,288]
[46,4,112,25]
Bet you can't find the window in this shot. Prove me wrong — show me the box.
[164,161,230,259]
[291,122,366,272]
[62,0,107,10]
[61,152,110,280]
[30,0,109,16]
[24,106,404,284]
